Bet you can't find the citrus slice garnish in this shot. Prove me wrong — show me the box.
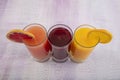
[6,29,34,43]
[88,29,112,44]
[75,26,112,48]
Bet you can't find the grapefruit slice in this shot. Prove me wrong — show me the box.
[88,29,112,44]
[6,29,34,43]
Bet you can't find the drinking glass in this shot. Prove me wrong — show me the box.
[69,24,98,63]
[48,24,73,63]
[23,24,51,62]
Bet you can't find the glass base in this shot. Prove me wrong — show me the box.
[31,53,51,63]
[52,56,68,63]
[69,52,85,63]
[70,56,85,63]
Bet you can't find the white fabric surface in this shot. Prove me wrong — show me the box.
[0,0,120,80]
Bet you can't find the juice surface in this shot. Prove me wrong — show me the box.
[75,27,95,47]
[23,25,46,46]
[48,27,72,47]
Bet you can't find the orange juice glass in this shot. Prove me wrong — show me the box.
[23,24,51,62]
[69,25,97,63]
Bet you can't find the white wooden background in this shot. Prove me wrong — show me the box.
[0,0,120,80]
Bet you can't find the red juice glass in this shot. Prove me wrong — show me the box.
[48,24,73,62]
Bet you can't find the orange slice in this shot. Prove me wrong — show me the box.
[88,29,112,44]
[6,29,34,43]
[75,27,112,48]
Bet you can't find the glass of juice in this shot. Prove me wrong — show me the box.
[23,24,52,62]
[69,24,97,63]
[48,24,73,63]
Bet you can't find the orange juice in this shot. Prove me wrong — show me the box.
[69,41,94,62]
[69,25,97,63]
[23,24,51,62]
[69,24,112,63]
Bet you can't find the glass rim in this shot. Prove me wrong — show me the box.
[74,24,100,48]
[48,24,73,48]
[23,23,47,46]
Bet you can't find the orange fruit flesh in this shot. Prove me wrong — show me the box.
[23,26,46,46]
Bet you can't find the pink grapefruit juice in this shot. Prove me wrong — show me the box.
[23,24,51,62]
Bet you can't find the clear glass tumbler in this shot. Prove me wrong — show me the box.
[48,24,73,63]
[23,24,51,62]
[69,24,98,63]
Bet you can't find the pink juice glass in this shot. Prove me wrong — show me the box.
[23,24,52,62]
